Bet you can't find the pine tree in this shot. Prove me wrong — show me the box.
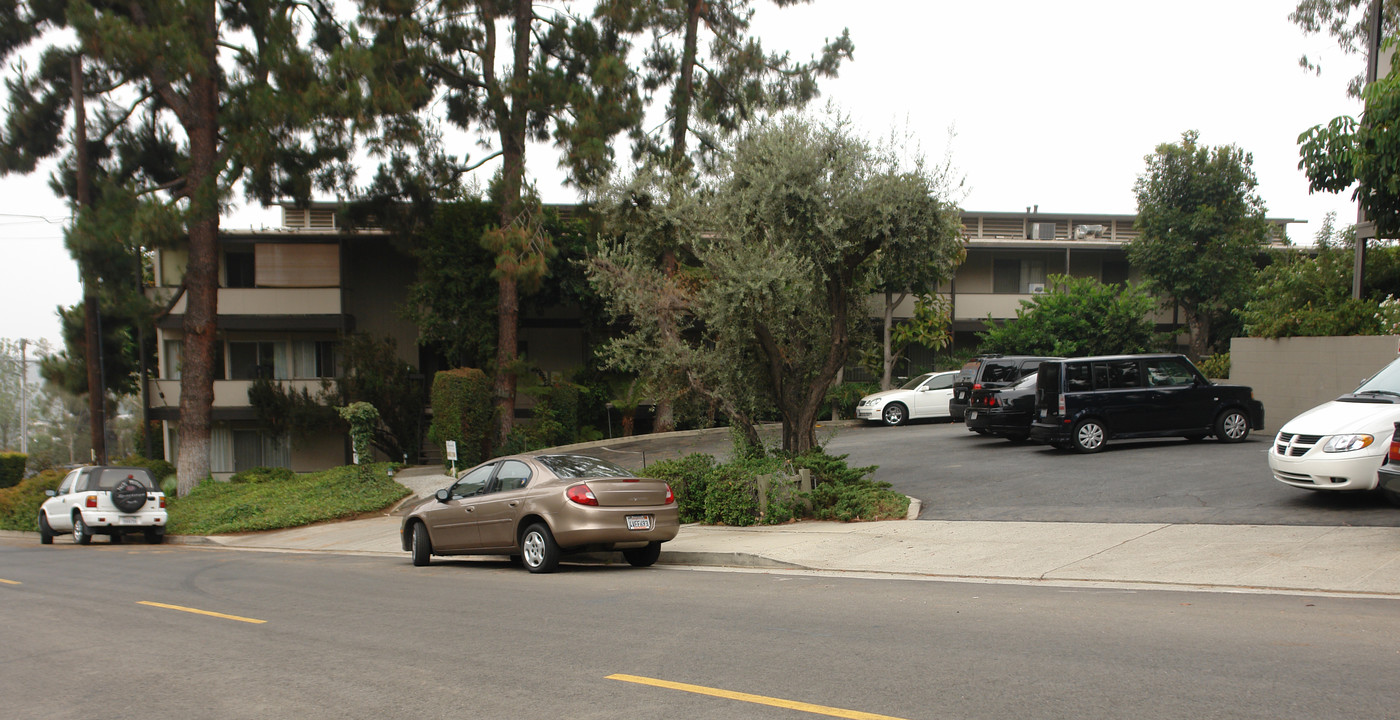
[1,0,370,494]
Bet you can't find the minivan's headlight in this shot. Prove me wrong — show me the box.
[1324,434,1375,453]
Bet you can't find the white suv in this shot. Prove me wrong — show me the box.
[39,466,168,545]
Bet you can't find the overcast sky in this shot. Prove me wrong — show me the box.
[0,0,1364,349]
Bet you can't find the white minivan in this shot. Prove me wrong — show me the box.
[1268,357,1400,491]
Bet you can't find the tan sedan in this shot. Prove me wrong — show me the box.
[400,454,679,573]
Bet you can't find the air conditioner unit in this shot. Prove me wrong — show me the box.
[1029,222,1056,240]
[1074,224,1107,240]
[1028,283,1046,294]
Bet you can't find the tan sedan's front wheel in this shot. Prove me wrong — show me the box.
[521,523,560,574]
[411,522,432,567]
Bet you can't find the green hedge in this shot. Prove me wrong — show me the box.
[0,452,26,489]
[0,469,64,531]
[428,368,494,469]
[642,450,901,526]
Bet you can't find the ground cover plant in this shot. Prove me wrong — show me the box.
[165,463,409,535]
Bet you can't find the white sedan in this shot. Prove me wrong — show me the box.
[855,371,957,426]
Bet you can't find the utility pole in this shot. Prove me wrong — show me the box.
[19,338,27,455]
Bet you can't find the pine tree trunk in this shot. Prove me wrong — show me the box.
[175,8,220,496]
[73,56,106,464]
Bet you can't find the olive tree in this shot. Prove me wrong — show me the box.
[589,113,964,453]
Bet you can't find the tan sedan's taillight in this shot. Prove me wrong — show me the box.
[566,484,599,506]
[664,484,675,504]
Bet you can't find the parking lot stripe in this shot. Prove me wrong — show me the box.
[137,601,266,624]
[0,578,19,585]
[607,673,907,720]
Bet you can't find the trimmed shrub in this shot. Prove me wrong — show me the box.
[114,454,176,485]
[702,463,761,526]
[0,452,26,489]
[1198,352,1230,380]
[0,469,64,532]
[642,453,717,523]
[427,368,494,469]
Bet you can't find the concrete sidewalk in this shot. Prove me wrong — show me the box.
[16,444,1400,598]
[166,510,1400,598]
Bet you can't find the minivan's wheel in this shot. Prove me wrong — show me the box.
[1215,409,1250,443]
[38,512,53,545]
[411,522,432,567]
[520,523,560,573]
[1382,486,1400,508]
[881,403,908,427]
[144,529,165,545]
[72,514,92,545]
[1071,419,1107,453]
[623,542,662,568]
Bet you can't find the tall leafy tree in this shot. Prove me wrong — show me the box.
[1290,0,1400,97]
[0,1,371,494]
[362,0,642,444]
[593,0,851,432]
[1241,212,1400,336]
[1130,130,1270,362]
[977,275,1158,357]
[599,0,852,169]
[591,114,965,454]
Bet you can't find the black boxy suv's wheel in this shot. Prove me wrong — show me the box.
[1215,409,1250,443]
[1071,419,1107,453]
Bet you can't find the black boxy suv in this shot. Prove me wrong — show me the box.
[951,355,1060,424]
[1028,353,1265,453]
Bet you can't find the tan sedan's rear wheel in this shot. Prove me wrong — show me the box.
[623,542,661,568]
[521,523,560,574]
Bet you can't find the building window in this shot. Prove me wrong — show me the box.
[225,249,255,288]
[993,259,1047,294]
[163,340,225,379]
[1102,260,1130,287]
[163,340,182,379]
[229,341,275,380]
[228,340,338,380]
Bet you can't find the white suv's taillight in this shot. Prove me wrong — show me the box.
[85,495,97,508]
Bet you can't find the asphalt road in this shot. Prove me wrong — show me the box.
[4,540,1398,720]
[591,420,1400,527]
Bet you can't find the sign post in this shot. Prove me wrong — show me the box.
[445,440,458,475]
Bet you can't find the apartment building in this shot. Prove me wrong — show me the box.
[933,209,1295,348]
[147,204,1296,475]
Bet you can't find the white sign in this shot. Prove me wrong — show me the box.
[445,440,458,461]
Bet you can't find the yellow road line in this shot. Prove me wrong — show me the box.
[0,578,19,585]
[606,673,908,720]
[137,601,266,624]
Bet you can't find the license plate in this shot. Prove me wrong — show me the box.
[967,410,977,420]
[120,516,140,525]
[626,515,653,531]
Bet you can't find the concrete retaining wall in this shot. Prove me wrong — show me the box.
[1230,335,1400,429]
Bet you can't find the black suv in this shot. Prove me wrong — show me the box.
[951,355,1059,425]
[1028,354,1264,453]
